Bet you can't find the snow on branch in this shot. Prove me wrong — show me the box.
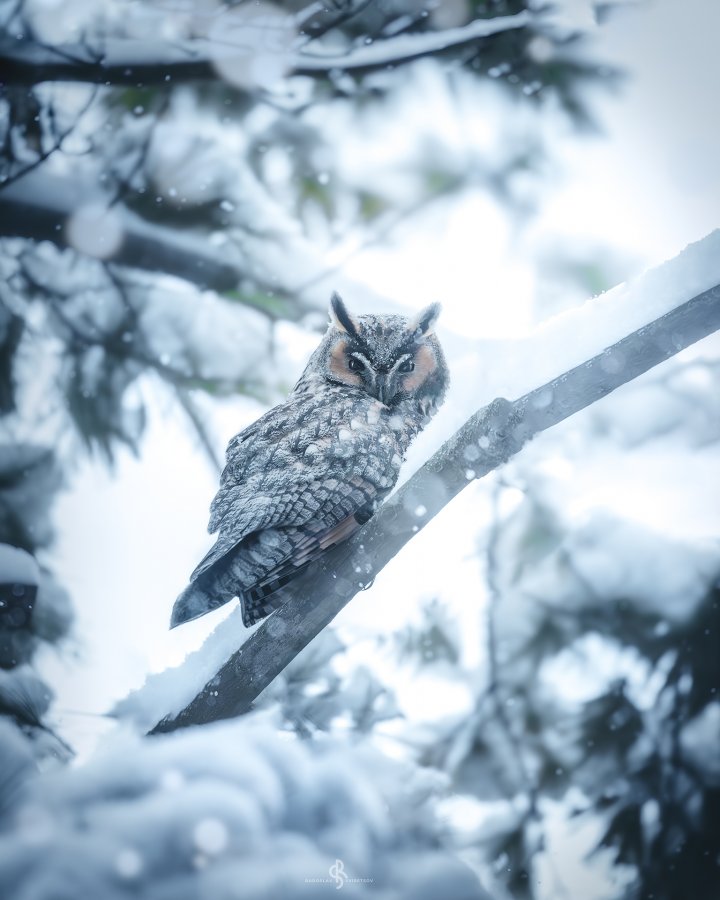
[147,273,720,735]
[0,13,531,87]
[0,172,242,291]
[294,11,532,72]
[0,172,310,320]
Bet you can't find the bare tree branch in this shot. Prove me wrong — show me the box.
[0,12,531,87]
[149,281,720,734]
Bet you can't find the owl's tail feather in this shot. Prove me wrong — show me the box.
[170,581,234,628]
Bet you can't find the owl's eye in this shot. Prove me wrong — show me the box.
[398,358,415,374]
[348,356,365,372]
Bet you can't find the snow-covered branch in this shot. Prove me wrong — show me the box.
[0,13,531,87]
[148,275,720,734]
[0,172,242,290]
[294,11,532,72]
[0,172,310,320]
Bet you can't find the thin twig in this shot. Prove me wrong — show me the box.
[108,96,169,208]
[294,176,463,295]
[173,387,223,474]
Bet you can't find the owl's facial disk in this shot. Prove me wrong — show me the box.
[327,295,445,407]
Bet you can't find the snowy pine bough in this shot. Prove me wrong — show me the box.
[0,717,488,899]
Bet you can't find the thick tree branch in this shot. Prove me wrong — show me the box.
[0,172,242,290]
[0,13,530,87]
[149,282,720,734]
[0,172,309,320]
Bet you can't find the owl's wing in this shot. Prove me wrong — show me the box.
[190,473,380,583]
[238,511,368,626]
[190,399,396,583]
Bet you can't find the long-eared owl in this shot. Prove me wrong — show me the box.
[171,294,449,629]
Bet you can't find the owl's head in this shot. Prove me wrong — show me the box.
[300,293,449,413]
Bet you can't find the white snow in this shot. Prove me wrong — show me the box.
[138,283,273,387]
[458,228,720,419]
[112,604,249,732]
[114,847,143,879]
[680,702,720,786]
[0,544,39,586]
[561,514,716,621]
[65,204,124,261]
[295,11,531,71]
[0,666,53,720]
[0,718,483,899]
[208,3,296,91]
[193,817,230,856]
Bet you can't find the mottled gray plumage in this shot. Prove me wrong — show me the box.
[171,294,449,628]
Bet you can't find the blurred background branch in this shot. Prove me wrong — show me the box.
[0,12,533,85]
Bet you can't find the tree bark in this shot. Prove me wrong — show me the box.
[149,282,720,734]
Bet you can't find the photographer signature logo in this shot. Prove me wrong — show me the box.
[305,859,374,890]
[329,859,346,888]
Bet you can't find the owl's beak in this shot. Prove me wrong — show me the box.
[374,374,393,405]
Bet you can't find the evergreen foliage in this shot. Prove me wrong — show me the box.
[1,1,717,898]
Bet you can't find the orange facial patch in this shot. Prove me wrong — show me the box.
[401,343,436,392]
[329,337,363,386]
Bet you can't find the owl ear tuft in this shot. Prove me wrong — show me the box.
[329,292,360,337]
[409,302,442,337]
